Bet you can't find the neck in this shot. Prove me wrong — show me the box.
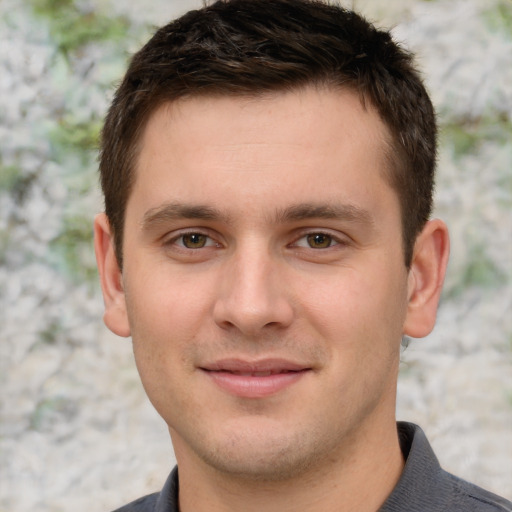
[175,418,404,512]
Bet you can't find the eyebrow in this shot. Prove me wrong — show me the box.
[142,202,229,230]
[141,201,374,230]
[273,203,374,226]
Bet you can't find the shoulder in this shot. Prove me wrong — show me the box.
[110,492,159,512]
[442,471,512,512]
[110,467,179,512]
[381,423,511,512]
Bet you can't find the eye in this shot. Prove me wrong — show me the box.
[161,229,222,261]
[165,232,217,250]
[179,233,211,249]
[306,233,334,249]
[293,232,340,249]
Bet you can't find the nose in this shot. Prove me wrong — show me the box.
[212,244,294,336]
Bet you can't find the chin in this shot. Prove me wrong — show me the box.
[202,447,315,482]
[189,421,328,482]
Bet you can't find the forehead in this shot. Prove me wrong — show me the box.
[144,86,390,149]
[131,87,396,219]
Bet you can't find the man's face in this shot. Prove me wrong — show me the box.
[108,87,414,479]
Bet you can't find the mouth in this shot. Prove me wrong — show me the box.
[218,369,299,377]
[200,359,311,398]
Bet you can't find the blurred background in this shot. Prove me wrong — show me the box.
[0,0,511,510]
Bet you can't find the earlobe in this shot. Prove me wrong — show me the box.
[94,213,131,338]
[403,219,450,338]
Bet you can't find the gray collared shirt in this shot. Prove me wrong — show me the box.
[112,422,512,512]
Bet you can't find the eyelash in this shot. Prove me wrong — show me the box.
[165,230,220,250]
[164,229,348,252]
[292,232,344,250]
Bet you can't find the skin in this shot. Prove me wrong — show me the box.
[95,86,449,512]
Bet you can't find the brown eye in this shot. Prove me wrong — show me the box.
[182,233,208,248]
[306,233,333,249]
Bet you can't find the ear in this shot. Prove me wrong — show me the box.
[94,213,131,337]
[403,219,450,338]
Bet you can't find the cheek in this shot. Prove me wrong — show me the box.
[298,262,408,352]
[123,274,209,402]
[126,265,215,338]
[126,287,199,420]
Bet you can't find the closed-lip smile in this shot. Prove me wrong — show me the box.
[200,358,312,398]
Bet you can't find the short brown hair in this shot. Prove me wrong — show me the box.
[99,0,437,268]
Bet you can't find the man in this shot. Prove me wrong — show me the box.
[94,0,512,511]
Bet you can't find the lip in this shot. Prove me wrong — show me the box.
[200,358,311,398]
